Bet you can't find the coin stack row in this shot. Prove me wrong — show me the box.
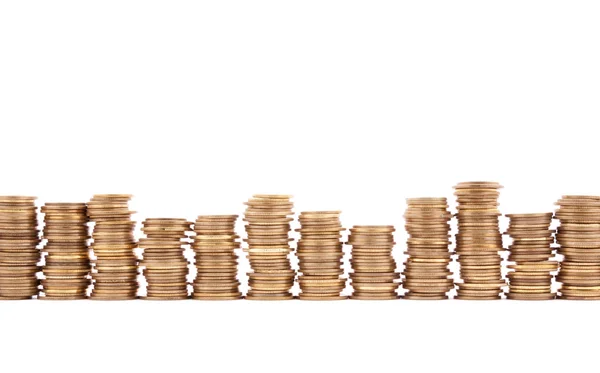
[10,188,600,301]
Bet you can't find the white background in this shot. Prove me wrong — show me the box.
[1,1,599,372]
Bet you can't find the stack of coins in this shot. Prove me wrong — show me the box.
[40,203,90,299]
[192,215,242,300]
[454,182,506,300]
[88,194,138,300]
[402,198,454,300]
[140,218,191,300]
[348,225,400,300]
[555,196,600,300]
[296,211,346,300]
[505,213,558,300]
[243,195,295,300]
[0,196,40,300]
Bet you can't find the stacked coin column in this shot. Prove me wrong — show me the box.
[348,226,400,300]
[88,194,138,300]
[555,196,600,300]
[243,195,295,300]
[454,182,506,300]
[402,198,454,300]
[140,219,191,300]
[192,215,242,300]
[505,213,557,300]
[296,211,346,300]
[0,196,40,300]
[40,203,90,299]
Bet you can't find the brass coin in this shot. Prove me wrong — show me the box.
[245,293,293,301]
[350,294,399,300]
[404,293,448,300]
[192,295,242,300]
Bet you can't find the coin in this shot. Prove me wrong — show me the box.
[348,225,399,300]
[401,197,454,300]
[88,194,138,300]
[555,196,600,300]
[39,203,91,299]
[192,215,242,300]
[0,196,40,300]
[139,218,191,300]
[242,196,295,300]
[297,211,346,300]
[454,182,505,300]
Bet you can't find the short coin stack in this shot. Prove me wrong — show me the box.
[555,196,600,300]
[296,211,346,300]
[40,203,90,299]
[88,194,138,300]
[349,225,400,300]
[505,213,558,300]
[192,215,242,300]
[243,195,295,300]
[0,196,40,300]
[402,198,454,300]
[140,218,191,300]
[454,182,506,300]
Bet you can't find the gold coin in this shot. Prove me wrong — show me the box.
[192,295,242,300]
[404,293,448,300]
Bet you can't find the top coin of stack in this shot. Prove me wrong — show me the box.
[140,218,191,300]
[40,203,90,300]
[555,195,600,300]
[454,182,506,300]
[192,215,242,300]
[296,211,346,300]
[402,198,454,300]
[348,225,400,300]
[88,194,138,300]
[505,213,558,300]
[243,195,295,300]
[0,196,40,300]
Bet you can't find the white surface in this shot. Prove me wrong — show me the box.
[1,1,600,372]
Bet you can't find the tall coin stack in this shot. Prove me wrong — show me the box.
[296,211,346,300]
[555,195,600,300]
[192,215,242,300]
[40,203,90,299]
[140,218,191,300]
[348,225,400,300]
[0,196,40,300]
[454,182,506,300]
[88,194,138,300]
[243,195,295,300]
[505,213,558,300]
[402,198,454,300]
